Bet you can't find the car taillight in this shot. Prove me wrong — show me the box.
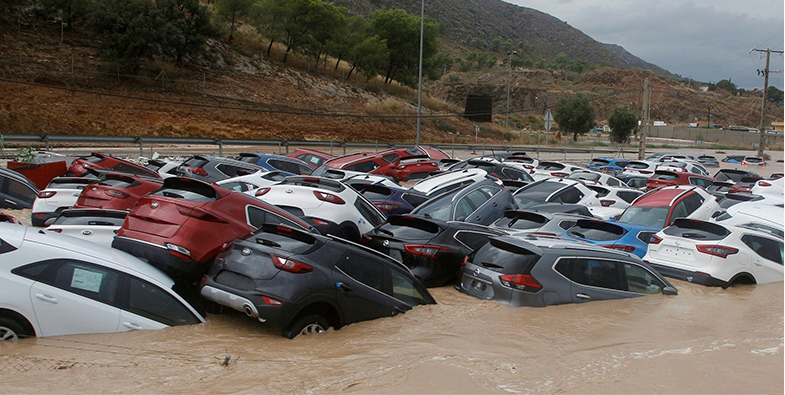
[374,202,401,212]
[649,235,663,244]
[551,172,569,178]
[600,199,615,207]
[255,187,270,197]
[758,181,772,187]
[600,244,635,252]
[460,256,469,266]
[38,191,57,198]
[189,167,208,176]
[262,296,282,305]
[165,243,191,260]
[313,191,345,205]
[499,274,542,291]
[311,218,330,226]
[176,205,227,223]
[696,245,738,258]
[404,244,451,258]
[270,254,313,273]
[360,234,371,244]
[105,189,128,198]
[219,242,232,253]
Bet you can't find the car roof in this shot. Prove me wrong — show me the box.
[411,168,487,192]
[634,186,693,206]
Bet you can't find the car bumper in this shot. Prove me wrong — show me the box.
[31,211,59,227]
[646,262,728,287]
[199,283,292,330]
[112,236,209,279]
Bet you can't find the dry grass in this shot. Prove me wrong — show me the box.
[363,98,406,116]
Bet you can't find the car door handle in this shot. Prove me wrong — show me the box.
[123,322,144,331]
[576,293,591,300]
[753,260,762,267]
[336,282,352,292]
[35,293,58,304]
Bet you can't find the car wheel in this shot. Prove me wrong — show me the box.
[337,224,359,242]
[0,317,29,342]
[283,314,329,339]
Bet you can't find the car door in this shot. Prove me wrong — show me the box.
[741,234,784,283]
[554,257,635,303]
[332,250,405,325]
[29,260,122,337]
[118,275,202,330]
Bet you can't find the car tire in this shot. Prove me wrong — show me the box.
[337,224,359,242]
[283,314,329,339]
[0,316,30,342]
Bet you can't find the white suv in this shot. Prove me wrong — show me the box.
[31,177,97,227]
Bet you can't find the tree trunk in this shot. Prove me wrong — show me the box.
[267,39,274,56]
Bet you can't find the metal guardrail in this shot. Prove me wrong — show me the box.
[0,134,636,158]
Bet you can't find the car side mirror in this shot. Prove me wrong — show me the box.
[44,217,57,226]
[608,216,616,222]
[711,211,721,218]
[662,286,678,295]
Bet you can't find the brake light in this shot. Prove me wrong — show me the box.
[165,243,191,260]
[551,172,569,178]
[262,296,282,305]
[600,244,635,252]
[271,254,313,273]
[105,189,128,198]
[38,191,57,198]
[758,181,771,187]
[188,167,208,176]
[696,245,738,258]
[404,244,451,258]
[314,191,345,205]
[360,234,371,244]
[460,256,469,266]
[499,274,542,291]
[374,202,401,212]
[648,235,663,244]
[255,187,270,197]
[311,218,330,226]
[600,199,615,207]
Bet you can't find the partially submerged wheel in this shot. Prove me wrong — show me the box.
[0,317,27,342]
[283,314,329,339]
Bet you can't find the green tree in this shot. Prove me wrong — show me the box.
[715,79,737,95]
[489,38,501,51]
[39,0,91,30]
[567,59,590,73]
[553,93,595,141]
[346,35,387,80]
[370,8,439,87]
[328,14,369,70]
[156,0,216,64]
[302,0,344,69]
[767,86,783,102]
[252,0,287,56]
[214,0,253,42]
[607,106,638,143]
[85,0,160,72]
[0,0,30,20]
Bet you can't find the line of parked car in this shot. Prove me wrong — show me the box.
[1,148,782,342]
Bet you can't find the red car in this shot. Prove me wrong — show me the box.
[287,148,335,170]
[318,148,441,182]
[74,173,163,211]
[112,177,315,280]
[68,152,161,179]
[645,170,715,190]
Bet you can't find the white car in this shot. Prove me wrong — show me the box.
[588,184,643,209]
[512,178,601,209]
[31,177,97,227]
[530,161,587,181]
[655,161,710,176]
[44,209,127,248]
[0,223,205,341]
[711,201,784,237]
[255,176,385,241]
[567,170,629,188]
[216,170,289,195]
[644,218,783,287]
[621,160,660,178]
[144,159,182,179]
[411,168,492,197]
[750,177,784,200]
[502,155,539,171]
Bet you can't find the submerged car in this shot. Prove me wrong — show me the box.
[44,209,127,247]
[74,173,163,211]
[237,153,313,176]
[31,176,97,226]
[0,223,205,341]
[409,178,514,225]
[364,214,506,287]
[561,218,659,258]
[200,224,435,338]
[512,178,601,210]
[644,219,783,287]
[456,234,677,307]
[616,186,721,229]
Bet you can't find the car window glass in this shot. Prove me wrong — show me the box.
[623,263,665,294]
[681,193,704,215]
[617,191,641,203]
[390,269,430,305]
[555,258,628,291]
[382,153,399,163]
[220,181,250,192]
[742,235,784,264]
[454,231,494,251]
[345,160,379,173]
[551,186,582,204]
[11,260,55,279]
[247,206,303,230]
[126,276,200,326]
[429,180,472,197]
[7,180,36,205]
[337,252,386,291]
[455,195,477,220]
[49,261,120,305]
[671,201,688,222]
[354,197,384,227]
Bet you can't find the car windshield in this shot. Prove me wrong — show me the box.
[513,182,563,209]
[617,206,670,228]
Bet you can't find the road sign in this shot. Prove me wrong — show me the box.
[544,109,553,131]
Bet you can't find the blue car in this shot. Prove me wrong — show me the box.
[587,157,631,173]
[237,153,313,175]
[560,218,659,258]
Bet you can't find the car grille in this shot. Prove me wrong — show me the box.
[214,270,256,291]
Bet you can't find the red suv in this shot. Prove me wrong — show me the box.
[68,152,161,179]
[287,148,335,170]
[645,170,715,190]
[112,177,314,279]
[318,148,440,182]
[74,173,163,211]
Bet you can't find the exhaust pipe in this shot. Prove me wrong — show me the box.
[243,304,255,317]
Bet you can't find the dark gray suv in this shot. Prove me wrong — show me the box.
[175,155,262,183]
[457,234,676,307]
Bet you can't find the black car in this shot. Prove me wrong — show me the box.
[714,169,761,183]
[457,234,677,307]
[200,224,435,338]
[175,155,262,183]
[364,214,506,287]
[0,168,39,210]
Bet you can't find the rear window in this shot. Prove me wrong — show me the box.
[238,155,261,164]
[354,184,393,200]
[618,206,670,228]
[375,216,442,240]
[83,154,107,163]
[567,220,626,241]
[589,159,610,167]
[662,219,729,241]
[152,179,217,202]
[470,238,541,274]
[250,226,319,255]
[181,157,209,168]
[652,171,678,180]
[493,211,548,230]
[402,193,428,208]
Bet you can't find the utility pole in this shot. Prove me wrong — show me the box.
[415,0,425,146]
[750,48,783,156]
[638,78,651,160]
[504,50,517,129]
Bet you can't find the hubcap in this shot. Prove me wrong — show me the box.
[0,326,19,341]
[299,323,326,336]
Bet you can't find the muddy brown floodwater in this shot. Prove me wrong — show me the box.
[1,148,783,394]
[1,281,782,394]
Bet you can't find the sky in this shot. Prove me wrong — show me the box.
[503,0,784,90]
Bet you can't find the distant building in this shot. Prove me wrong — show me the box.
[772,121,784,132]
